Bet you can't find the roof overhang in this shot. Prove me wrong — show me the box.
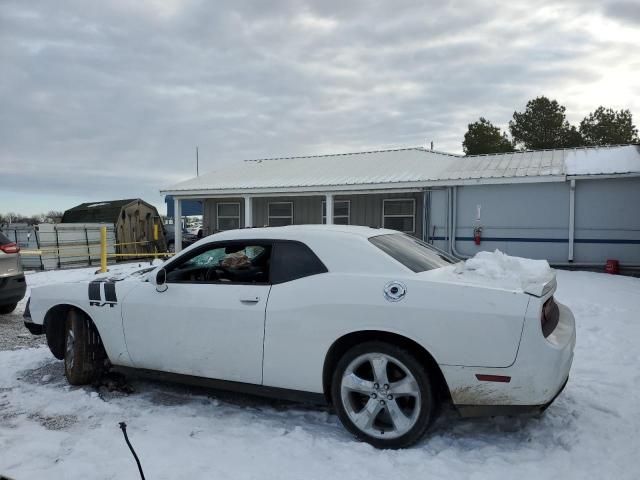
[161,175,568,198]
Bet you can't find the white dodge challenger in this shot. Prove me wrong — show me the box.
[24,225,575,448]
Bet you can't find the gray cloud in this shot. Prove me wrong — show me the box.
[1,0,639,214]
[603,1,640,25]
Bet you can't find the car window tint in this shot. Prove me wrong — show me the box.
[270,241,327,284]
[369,234,455,273]
[0,232,11,245]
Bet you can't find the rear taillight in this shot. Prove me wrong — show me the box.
[0,242,20,254]
[541,297,560,338]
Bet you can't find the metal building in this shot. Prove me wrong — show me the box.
[160,144,640,268]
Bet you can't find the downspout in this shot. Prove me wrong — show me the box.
[422,189,428,242]
[451,186,471,259]
[446,187,452,254]
[568,179,575,262]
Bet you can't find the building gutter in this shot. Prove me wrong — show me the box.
[167,187,425,200]
[566,172,640,181]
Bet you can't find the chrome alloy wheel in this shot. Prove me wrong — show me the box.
[66,328,75,370]
[340,352,421,439]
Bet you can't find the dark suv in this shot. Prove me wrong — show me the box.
[0,232,26,314]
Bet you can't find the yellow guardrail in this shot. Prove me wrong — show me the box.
[98,224,175,272]
[100,226,108,272]
[20,245,103,255]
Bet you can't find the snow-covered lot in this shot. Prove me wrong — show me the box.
[1,266,639,479]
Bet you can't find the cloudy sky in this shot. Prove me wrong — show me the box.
[1,0,639,215]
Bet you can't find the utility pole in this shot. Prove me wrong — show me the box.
[196,146,199,176]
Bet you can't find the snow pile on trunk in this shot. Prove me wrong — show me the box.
[456,250,553,288]
[423,250,554,294]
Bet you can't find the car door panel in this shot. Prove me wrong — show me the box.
[121,281,270,384]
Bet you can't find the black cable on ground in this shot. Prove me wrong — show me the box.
[119,422,146,480]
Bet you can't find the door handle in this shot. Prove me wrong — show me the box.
[239,296,260,303]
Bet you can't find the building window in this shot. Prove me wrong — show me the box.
[217,202,241,231]
[268,202,294,226]
[322,200,350,225]
[383,199,415,233]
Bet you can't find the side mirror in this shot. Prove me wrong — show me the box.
[155,268,168,292]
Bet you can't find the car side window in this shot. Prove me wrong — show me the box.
[166,243,271,284]
[270,241,327,284]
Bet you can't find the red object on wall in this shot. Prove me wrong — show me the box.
[473,226,482,245]
[605,259,619,274]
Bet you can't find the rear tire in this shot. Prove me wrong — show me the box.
[64,309,105,385]
[0,303,18,315]
[331,341,436,449]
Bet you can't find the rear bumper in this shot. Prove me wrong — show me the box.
[24,320,44,335]
[442,299,576,415]
[0,273,26,305]
[22,298,44,335]
[456,376,568,417]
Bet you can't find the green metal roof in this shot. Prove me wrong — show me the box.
[61,199,140,224]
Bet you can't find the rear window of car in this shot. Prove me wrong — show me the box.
[0,232,11,245]
[369,233,456,273]
[270,241,328,284]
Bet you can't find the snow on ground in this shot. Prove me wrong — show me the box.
[1,266,640,479]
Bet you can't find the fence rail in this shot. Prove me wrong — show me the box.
[2,223,172,271]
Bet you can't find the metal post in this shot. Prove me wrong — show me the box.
[244,195,253,228]
[174,197,183,253]
[422,189,428,242]
[325,193,334,225]
[54,226,61,269]
[568,179,576,262]
[35,228,44,271]
[153,223,159,260]
[446,188,451,254]
[85,228,92,266]
[100,226,108,273]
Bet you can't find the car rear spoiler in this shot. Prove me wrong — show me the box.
[523,272,557,297]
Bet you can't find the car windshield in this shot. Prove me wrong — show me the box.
[369,233,457,273]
